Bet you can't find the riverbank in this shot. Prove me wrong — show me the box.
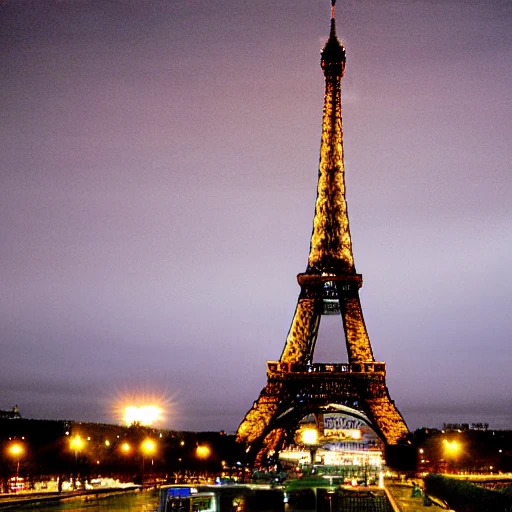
[0,485,143,510]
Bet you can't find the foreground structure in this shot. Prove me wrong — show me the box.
[237,1,410,467]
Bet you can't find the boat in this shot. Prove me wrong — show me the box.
[157,484,284,512]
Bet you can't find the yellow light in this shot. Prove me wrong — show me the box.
[70,435,85,452]
[105,440,110,446]
[121,442,131,453]
[141,439,156,456]
[9,443,24,458]
[301,428,319,446]
[196,445,211,459]
[443,439,461,456]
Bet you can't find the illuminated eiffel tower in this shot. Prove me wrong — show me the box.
[237,1,411,467]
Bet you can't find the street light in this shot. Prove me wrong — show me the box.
[196,445,210,460]
[8,442,24,493]
[117,442,132,479]
[141,439,156,456]
[69,435,85,489]
[196,445,211,482]
[443,439,461,457]
[302,428,319,466]
[140,439,157,488]
[70,435,85,460]
[443,439,462,472]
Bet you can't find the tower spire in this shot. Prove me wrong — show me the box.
[307,0,350,274]
[330,0,337,42]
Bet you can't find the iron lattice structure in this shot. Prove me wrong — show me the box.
[237,1,410,466]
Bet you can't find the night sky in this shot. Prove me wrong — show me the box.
[1,0,512,433]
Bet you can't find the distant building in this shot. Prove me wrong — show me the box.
[0,405,21,419]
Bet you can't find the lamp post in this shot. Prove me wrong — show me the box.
[140,439,156,488]
[196,445,211,483]
[120,442,131,479]
[69,435,85,489]
[70,435,84,462]
[8,443,24,493]
[302,428,319,467]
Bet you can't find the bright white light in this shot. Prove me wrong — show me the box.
[350,429,362,440]
[124,405,163,426]
[302,428,319,445]
[112,387,176,427]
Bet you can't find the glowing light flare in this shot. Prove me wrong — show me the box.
[141,439,156,456]
[121,442,131,454]
[443,439,462,457]
[350,429,362,440]
[124,405,163,426]
[196,445,211,460]
[8,443,24,458]
[112,388,176,427]
[301,428,319,446]
[70,435,85,452]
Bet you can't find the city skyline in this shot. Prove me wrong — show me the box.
[1,0,512,432]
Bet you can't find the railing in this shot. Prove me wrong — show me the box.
[267,361,386,375]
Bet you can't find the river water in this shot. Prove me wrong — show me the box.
[8,490,159,512]
[7,486,395,512]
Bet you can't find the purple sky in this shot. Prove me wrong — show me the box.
[1,0,512,433]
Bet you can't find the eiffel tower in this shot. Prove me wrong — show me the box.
[237,1,411,467]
